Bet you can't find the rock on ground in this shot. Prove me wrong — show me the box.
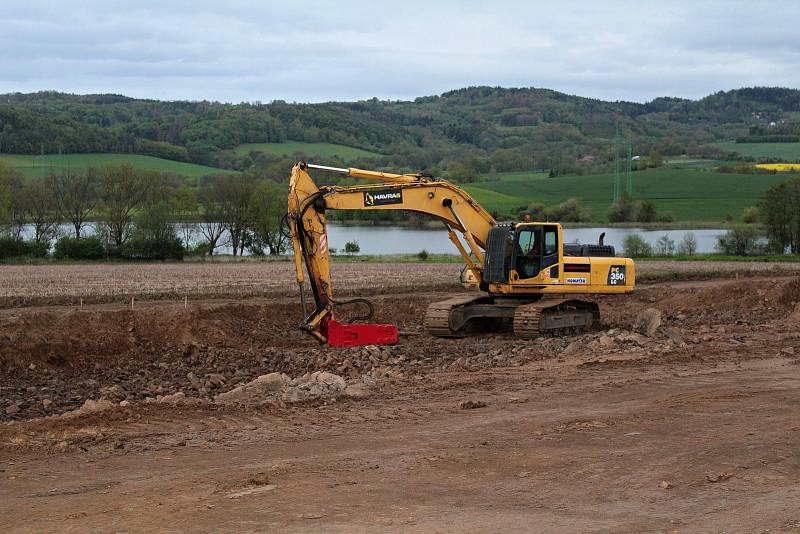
[212,371,349,406]
[635,308,662,337]
[214,372,290,405]
[282,371,348,404]
[343,383,371,400]
[62,398,116,418]
[157,392,186,405]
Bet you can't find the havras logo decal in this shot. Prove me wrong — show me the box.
[364,190,403,206]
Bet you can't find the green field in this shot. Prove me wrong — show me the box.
[234,142,382,161]
[465,167,793,222]
[712,141,800,161]
[491,171,550,182]
[0,154,238,180]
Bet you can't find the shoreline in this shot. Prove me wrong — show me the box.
[326,220,742,230]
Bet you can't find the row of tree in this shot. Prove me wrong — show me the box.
[0,162,288,258]
[607,193,673,223]
[3,163,800,259]
[622,233,698,257]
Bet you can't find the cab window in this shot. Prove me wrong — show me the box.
[514,227,541,279]
[544,228,557,256]
[517,229,536,255]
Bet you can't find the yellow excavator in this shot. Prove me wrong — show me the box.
[288,161,635,347]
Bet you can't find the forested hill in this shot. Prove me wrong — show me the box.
[2,86,800,179]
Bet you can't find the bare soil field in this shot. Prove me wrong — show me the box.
[1,259,799,308]
[0,262,462,308]
[1,263,800,532]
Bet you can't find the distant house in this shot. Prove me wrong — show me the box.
[576,155,597,164]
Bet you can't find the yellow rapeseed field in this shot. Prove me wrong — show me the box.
[755,163,800,172]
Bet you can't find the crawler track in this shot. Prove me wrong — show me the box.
[425,295,601,339]
[514,298,599,339]
[422,294,483,337]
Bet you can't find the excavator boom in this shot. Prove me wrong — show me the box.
[287,161,495,345]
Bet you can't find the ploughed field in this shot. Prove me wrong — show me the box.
[1,262,800,532]
[2,259,800,308]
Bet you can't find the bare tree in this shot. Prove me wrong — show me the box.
[249,179,288,255]
[98,164,152,247]
[169,184,198,248]
[207,173,256,256]
[18,179,59,245]
[49,169,98,238]
[224,175,256,256]
[198,184,227,255]
[0,162,24,237]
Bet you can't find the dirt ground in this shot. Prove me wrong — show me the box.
[1,266,800,532]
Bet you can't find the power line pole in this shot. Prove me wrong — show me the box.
[613,123,619,203]
[627,143,633,195]
[612,121,633,202]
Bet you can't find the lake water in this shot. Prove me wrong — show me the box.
[20,223,727,255]
[327,225,726,255]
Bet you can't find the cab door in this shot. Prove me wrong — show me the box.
[512,226,541,280]
[511,224,561,282]
[541,225,559,272]
[537,224,562,284]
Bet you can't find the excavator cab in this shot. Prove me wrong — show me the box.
[482,222,623,290]
[483,223,560,287]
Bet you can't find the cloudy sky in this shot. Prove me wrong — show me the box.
[2,0,799,103]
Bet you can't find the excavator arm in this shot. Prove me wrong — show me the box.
[287,161,495,344]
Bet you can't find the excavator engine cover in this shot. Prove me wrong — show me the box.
[325,319,398,347]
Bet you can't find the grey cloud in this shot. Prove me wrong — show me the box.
[0,0,798,103]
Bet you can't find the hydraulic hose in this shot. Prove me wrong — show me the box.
[295,192,376,324]
[330,297,375,324]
